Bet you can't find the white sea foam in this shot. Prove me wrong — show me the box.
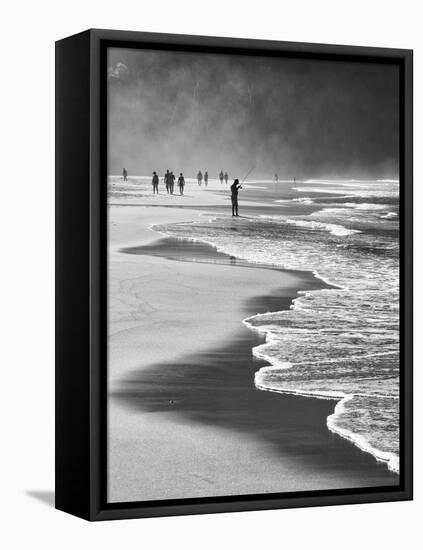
[242,184,268,189]
[275,197,314,205]
[292,186,343,194]
[294,181,399,199]
[327,396,400,473]
[342,202,388,211]
[261,212,362,239]
[381,212,398,219]
[285,218,360,236]
[302,179,363,184]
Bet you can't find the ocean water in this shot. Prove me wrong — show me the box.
[155,179,400,473]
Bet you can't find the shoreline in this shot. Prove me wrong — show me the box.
[244,315,400,474]
[148,206,399,474]
[126,233,400,476]
[108,207,398,502]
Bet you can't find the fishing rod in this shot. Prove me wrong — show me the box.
[241,163,256,183]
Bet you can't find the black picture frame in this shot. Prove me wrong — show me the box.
[55,28,413,521]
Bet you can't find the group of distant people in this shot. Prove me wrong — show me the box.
[121,168,242,215]
[195,170,229,186]
[274,173,297,184]
[162,169,186,195]
[196,171,208,186]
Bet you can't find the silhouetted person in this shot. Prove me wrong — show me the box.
[164,169,170,194]
[197,171,203,186]
[122,167,128,182]
[152,171,159,194]
[204,171,208,186]
[230,179,242,216]
[224,172,228,184]
[170,171,175,194]
[219,170,224,184]
[178,173,185,195]
[275,173,278,184]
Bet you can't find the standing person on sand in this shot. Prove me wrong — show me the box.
[204,171,208,186]
[275,173,278,184]
[170,171,175,194]
[230,179,242,217]
[197,170,203,186]
[164,169,170,194]
[178,173,185,195]
[152,171,159,194]
[224,171,229,184]
[122,167,128,182]
[219,170,224,184]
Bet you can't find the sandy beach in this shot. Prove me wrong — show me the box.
[107,179,398,503]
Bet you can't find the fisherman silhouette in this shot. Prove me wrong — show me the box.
[230,179,242,216]
[197,171,203,186]
[178,173,185,195]
[204,171,208,187]
[219,170,224,184]
[224,172,228,184]
[152,171,159,194]
[122,167,128,182]
[275,173,279,184]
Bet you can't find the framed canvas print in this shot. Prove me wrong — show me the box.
[55,29,413,521]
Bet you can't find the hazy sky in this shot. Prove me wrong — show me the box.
[107,47,399,180]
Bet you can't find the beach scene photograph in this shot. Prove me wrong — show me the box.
[106,46,400,503]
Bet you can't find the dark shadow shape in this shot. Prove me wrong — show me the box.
[120,236,333,284]
[26,490,55,508]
